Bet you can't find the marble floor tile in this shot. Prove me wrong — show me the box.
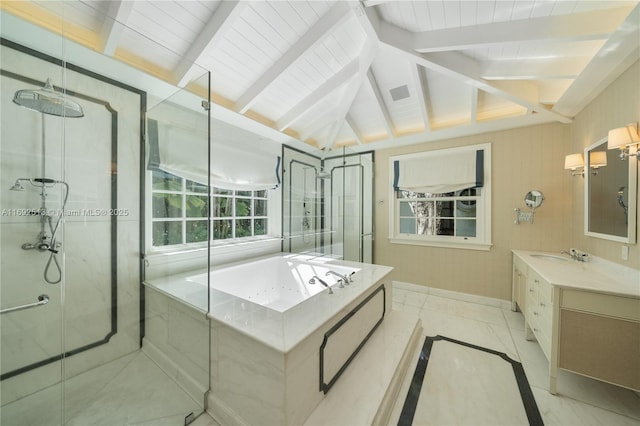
[190,412,222,426]
[423,294,508,326]
[2,350,203,426]
[501,307,526,331]
[419,308,520,361]
[408,339,530,425]
[392,294,640,426]
[65,352,202,425]
[533,387,640,426]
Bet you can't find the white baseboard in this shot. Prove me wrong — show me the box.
[392,281,512,310]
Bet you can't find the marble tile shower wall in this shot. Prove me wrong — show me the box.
[0,45,141,405]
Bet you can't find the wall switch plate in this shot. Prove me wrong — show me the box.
[622,245,629,261]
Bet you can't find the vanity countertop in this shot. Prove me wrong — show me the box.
[513,250,640,299]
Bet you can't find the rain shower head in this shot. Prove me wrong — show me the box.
[13,78,84,118]
[317,169,331,180]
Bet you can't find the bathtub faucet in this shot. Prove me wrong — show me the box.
[325,270,347,287]
[309,275,333,294]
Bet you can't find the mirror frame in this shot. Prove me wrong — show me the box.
[584,137,637,244]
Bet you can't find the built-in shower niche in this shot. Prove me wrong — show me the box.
[0,42,142,410]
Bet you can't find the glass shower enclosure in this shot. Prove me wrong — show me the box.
[1,7,210,425]
[282,146,374,263]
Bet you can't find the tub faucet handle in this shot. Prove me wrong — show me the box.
[325,270,348,286]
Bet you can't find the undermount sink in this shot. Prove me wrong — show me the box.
[530,254,570,262]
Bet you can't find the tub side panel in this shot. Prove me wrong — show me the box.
[209,318,286,425]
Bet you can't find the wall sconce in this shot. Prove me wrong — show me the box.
[565,152,608,176]
[588,151,607,175]
[564,153,584,176]
[608,123,640,160]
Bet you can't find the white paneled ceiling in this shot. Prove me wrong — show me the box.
[4,0,639,152]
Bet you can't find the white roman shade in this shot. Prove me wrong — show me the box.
[148,119,280,190]
[393,148,484,194]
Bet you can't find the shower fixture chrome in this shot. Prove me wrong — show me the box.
[13,78,84,118]
[9,179,25,191]
[316,169,331,180]
[11,178,70,284]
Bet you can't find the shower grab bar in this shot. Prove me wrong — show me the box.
[0,294,49,315]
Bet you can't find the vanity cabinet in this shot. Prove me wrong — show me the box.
[524,270,553,361]
[511,256,528,314]
[511,250,640,394]
[558,290,640,391]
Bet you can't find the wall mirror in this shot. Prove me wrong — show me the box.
[525,190,545,208]
[585,137,637,243]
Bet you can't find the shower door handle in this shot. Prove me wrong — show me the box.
[0,294,49,314]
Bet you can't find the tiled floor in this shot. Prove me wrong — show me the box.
[4,287,639,426]
[1,351,204,426]
[388,287,640,426]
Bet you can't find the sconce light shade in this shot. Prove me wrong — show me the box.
[589,151,607,168]
[608,124,640,150]
[564,153,584,170]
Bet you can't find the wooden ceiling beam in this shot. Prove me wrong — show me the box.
[553,4,640,117]
[480,57,591,80]
[234,1,354,114]
[174,1,247,88]
[370,12,572,124]
[412,6,634,53]
[276,59,359,131]
[99,0,134,56]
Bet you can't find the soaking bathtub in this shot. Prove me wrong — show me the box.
[143,253,394,425]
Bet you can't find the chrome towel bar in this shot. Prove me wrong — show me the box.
[1,294,49,314]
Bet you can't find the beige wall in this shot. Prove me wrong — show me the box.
[373,60,640,301]
[570,60,640,267]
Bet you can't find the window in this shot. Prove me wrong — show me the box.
[389,143,491,250]
[150,170,269,248]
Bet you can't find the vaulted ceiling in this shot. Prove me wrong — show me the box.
[3,1,639,152]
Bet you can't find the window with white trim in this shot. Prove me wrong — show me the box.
[389,143,491,250]
[150,170,270,248]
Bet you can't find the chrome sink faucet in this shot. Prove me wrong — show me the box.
[561,249,588,262]
[309,275,333,294]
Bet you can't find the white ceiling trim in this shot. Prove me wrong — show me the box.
[99,0,134,56]
[366,69,395,138]
[234,1,354,115]
[313,4,380,148]
[480,57,591,80]
[470,87,478,125]
[345,114,364,144]
[174,1,247,88]
[357,113,559,153]
[410,63,431,132]
[276,58,360,131]
[412,7,634,53]
[369,13,572,124]
[553,4,640,117]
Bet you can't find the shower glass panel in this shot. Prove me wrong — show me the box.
[2,4,209,425]
[1,30,67,426]
[142,72,211,422]
[282,146,323,255]
[323,149,374,263]
[282,146,374,263]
